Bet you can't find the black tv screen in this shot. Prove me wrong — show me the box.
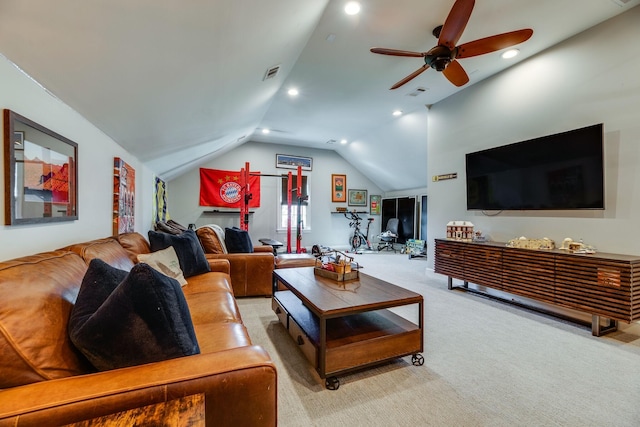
[466,124,604,210]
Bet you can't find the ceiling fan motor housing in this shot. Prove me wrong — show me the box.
[425,45,455,71]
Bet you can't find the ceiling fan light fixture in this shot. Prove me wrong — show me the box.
[501,49,520,59]
[344,1,361,15]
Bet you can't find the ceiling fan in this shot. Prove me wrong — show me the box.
[370,0,533,89]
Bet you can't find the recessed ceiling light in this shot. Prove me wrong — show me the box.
[287,88,299,96]
[502,49,520,59]
[392,110,403,116]
[345,1,361,15]
[340,139,348,145]
[262,128,270,134]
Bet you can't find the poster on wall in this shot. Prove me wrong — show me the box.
[370,195,381,215]
[154,176,169,223]
[113,157,135,235]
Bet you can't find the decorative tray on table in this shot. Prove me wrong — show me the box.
[314,250,359,281]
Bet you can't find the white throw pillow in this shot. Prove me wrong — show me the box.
[137,246,188,286]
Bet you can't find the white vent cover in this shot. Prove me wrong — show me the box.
[264,65,281,80]
[407,87,428,97]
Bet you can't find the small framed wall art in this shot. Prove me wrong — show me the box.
[276,154,313,171]
[331,174,346,202]
[348,189,367,207]
[370,195,381,215]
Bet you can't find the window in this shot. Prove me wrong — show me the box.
[278,175,310,231]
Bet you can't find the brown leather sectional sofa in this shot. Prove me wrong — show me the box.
[0,232,276,426]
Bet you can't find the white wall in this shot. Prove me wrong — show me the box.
[426,7,640,269]
[0,54,154,261]
[167,141,383,251]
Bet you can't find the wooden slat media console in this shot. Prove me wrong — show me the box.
[434,239,640,336]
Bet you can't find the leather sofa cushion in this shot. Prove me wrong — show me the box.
[275,253,316,268]
[197,226,226,254]
[61,237,135,271]
[148,230,210,278]
[0,251,93,388]
[117,232,151,264]
[69,259,200,371]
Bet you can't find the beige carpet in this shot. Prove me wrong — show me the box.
[236,253,640,426]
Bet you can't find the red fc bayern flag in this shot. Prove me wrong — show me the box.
[199,168,261,208]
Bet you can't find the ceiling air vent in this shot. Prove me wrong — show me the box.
[263,65,281,81]
[407,87,428,97]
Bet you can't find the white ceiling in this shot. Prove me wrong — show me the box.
[1,0,638,191]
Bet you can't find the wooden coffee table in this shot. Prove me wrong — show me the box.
[272,267,424,390]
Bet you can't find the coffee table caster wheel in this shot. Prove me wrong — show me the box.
[412,353,424,366]
[325,376,340,390]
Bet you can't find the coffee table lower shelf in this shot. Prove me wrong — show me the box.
[273,290,423,389]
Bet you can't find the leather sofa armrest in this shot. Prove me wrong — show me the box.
[254,245,275,253]
[205,253,274,297]
[0,346,276,427]
[207,258,230,274]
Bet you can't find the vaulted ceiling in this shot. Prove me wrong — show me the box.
[1,0,638,191]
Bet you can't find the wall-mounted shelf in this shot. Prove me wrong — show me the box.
[331,211,368,214]
[202,210,255,215]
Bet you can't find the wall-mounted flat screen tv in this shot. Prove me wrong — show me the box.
[466,124,604,210]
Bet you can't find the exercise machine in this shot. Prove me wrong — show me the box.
[240,163,306,253]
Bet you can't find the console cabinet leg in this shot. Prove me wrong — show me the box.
[592,315,618,336]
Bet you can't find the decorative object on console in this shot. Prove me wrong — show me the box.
[472,230,488,243]
[559,237,596,254]
[446,221,474,241]
[506,236,555,250]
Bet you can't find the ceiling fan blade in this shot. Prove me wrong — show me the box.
[456,29,533,58]
[442,60,469,87]
[390,65,430,90]
[370,47,425,58]
[438,0,475,49]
